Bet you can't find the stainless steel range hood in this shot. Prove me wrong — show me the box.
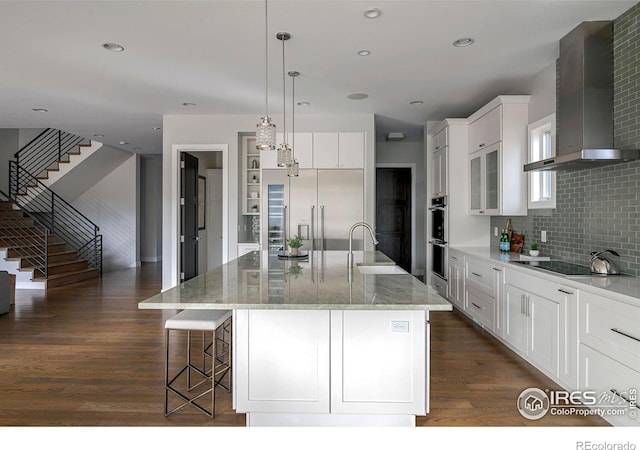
[524,21,640,172]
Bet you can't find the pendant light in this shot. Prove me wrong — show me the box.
[256,0,276,151]
[276,32,292,167]
[288,71,300,177]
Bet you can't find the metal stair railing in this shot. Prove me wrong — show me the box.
[8,162,103,276]
[0,189,50,279]
[15,128,89,180]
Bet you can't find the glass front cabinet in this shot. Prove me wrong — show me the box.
[468,142,500,215]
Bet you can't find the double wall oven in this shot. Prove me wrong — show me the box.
[428,196,448,297]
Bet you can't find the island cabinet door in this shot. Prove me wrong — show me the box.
[330,310,427,415]
[234,309,330,413]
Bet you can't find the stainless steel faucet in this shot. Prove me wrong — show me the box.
[348,222,379,268]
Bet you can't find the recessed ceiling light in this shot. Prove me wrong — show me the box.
[133,147,142,151]
[357,50,371,56]
[410,100,424,105]
[297,101,310,106]
[453,37,475,48]
[32,108,48,112]
[347,93,369,100]
[93,134,104,138]
[153,127,161,130]
[182,102,196,107]
[119,141,129,145]
[364,8,381,18]
[102,42,125,52]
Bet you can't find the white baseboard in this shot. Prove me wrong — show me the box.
[141,256,162,263]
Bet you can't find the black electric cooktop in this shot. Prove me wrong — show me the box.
[513,260,593,276]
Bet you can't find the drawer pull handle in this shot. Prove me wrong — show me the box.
[451,256,458,260]
[492,267,502,272]
[611,328,640,343]
[471,302,484,310]
[557,289,574,295]
[610,389,639,409]
[471,272,483,278]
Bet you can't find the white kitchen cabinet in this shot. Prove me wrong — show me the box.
[463,257,503,332]
[447,250,464,310]
[271,132,314,169]
[433,126,448,152]
[468,105,501,153]
[431,147,447,197]
[502,269,568,382]
[235,308,428,419]
[577,290,640,426]
[467,96,530,216]
[579,344,640,426]
[235,309,331,413]
[313,132,364,169]
[330,310,427,415]
[469,143,500,215]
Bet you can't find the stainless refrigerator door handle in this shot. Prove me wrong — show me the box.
[320,205,325,251]
[311,205,315,251]
[283,205,288,250]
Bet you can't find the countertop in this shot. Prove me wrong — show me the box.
[139,251,452,311]
[451,246,640,304]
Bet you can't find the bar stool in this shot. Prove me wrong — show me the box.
[164,309,232,418]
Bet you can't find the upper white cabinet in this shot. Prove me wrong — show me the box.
[433,126,448,151]
[468,105,502,153]
[313,132,365,169]
[431,127,448,197]
[467,96,530,216]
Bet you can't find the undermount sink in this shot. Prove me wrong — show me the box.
[356,265,408,275]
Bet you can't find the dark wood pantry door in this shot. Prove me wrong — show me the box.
[180,152,199,282]
[376,167,412,273]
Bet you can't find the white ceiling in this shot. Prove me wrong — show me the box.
[0,0,634,154]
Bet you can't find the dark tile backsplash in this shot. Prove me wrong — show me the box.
[490,3,640,276]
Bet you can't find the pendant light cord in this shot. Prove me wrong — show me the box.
[292,74,295,159]
[282,35,287,143]
[264,0,269,117]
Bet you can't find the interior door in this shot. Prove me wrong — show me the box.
[317,170,364,250]
[180,152,198,281]
[376,167,411,272]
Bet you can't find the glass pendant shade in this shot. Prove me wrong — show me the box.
[256,116,276,150]
[277,143,292,167]
[287,159,299,177]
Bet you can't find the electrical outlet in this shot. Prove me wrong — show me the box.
[494,227,498,236]
[391,321,409,333]
[541,230,547,242]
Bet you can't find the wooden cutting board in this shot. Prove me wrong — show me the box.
[510,233,524,253]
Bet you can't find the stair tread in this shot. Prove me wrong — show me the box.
[33,267,98,282]
[5,250,77,260]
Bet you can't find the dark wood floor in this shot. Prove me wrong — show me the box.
[0,263,607,428]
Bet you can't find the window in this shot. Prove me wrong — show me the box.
[528,113,556,209]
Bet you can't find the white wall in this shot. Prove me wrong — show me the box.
[18,128,46,148]
[141,155,162,263]
[162,113,375,291]
[375,139,426,277]
[72,153,140,272]
[509,62,556,124]
[0,129,19,194]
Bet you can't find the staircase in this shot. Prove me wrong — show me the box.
[0,200,99,288]
[1,128,103,289]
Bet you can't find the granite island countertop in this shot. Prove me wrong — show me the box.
[139,251,452,311]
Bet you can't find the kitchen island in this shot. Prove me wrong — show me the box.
[139,250,452,426]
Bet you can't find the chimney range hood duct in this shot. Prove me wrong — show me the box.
[524,21,640,172]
